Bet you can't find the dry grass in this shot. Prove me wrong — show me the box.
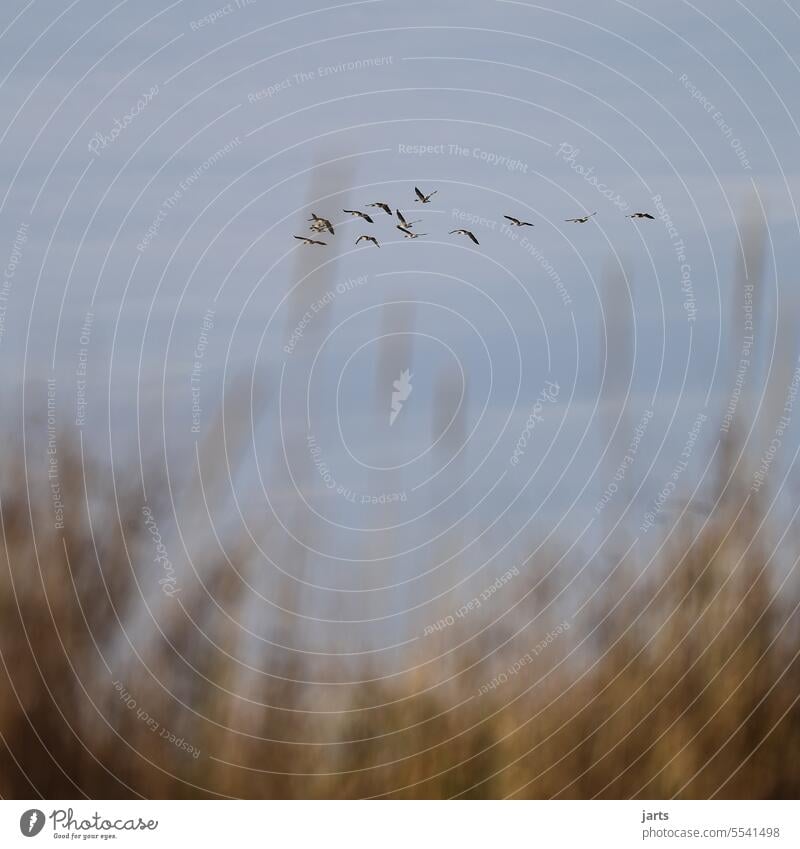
[0,428,798,799]
[1,205,799,799]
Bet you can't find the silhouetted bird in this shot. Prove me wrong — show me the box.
[294,235,326,246]
[627,212,655,220]
[367,202,392,215]
[356,235,380,248]
[450,228,480,245]
[308,213,334,234]
[396,210,421,229]
[414,186,437,203]
[397,226,426,238]
[504,215,534,227]
[565,212,597,224]
[343,209,374,223]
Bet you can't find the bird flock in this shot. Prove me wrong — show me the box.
[293,186,655,248]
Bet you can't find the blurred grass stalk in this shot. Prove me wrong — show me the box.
[1,199,799,800]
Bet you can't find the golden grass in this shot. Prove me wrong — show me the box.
[1,204,798,799]
[0,434,798,798]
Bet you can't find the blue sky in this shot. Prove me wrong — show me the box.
[2,0,800,637]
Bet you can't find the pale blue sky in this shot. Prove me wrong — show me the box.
[2,0,799,637]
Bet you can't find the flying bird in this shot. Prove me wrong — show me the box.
[627,212,655,220]
[397,226,426,238]
[504,215,534,227]
[356,235,380,248]
[414,186,437,203]
[450,228,480,245]
[396,210,421,229]
[308,213,334,234]
[294,235,326,246]
[343,208,374,223]
[367,202,392,215]
[565,212,597,224]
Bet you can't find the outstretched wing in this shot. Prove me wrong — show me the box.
[414,186,425,201]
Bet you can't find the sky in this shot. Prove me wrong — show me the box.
[1,0,800,644]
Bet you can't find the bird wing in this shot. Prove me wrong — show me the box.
[363,213,374,223]
[414,187,424,201]
[643,213,655,219]
[467,231,479,244]
[504,216,520,225]
[397,226,413,235]
[397,210,407,225]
